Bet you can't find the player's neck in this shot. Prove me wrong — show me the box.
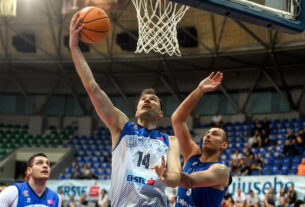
[137,118,158,130]
[28,177,47,195]
[199,152,219,163]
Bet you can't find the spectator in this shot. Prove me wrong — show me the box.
[298,157,305,175]
[244,147,254,166]
[66,194,76,207]
[75,194,88,207]
[168,188,177,207]
[98,189,110,207]
[210,111,224,128]
[71,171,82,179]
[261,129,270,147]
[252,120,262,136]
[233,188,246,207]
[252,153,263,167]
[296,129,305,150]
[238,159,251,176]
[85,169,98,179]
[250,162,261,175]
[276,187,287,207]
[58,189,65,207]
[232,149,244,161]
[231,160,241,176]
[264,187,276,207]
[287,129,297,143]
[287,185,297,206]
[246,189,259,207]
[283,129,297,156]
[80,164,90,178]
[248,130,261,148]
[295,195,305,207]
[222,191,233,207]
[262,118,270,136]
[73,163,81,175]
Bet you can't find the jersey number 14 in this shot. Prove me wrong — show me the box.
[137,151,150,169]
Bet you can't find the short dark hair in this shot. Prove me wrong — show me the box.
[27,153,48,167]
[217,128,228,143]
[139,88,163,111]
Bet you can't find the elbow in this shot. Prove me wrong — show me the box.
[171,113,181,124]
[86,81,100,96]
[180,174,193,189]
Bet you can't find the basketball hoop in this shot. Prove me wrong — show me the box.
[131,0,189,56]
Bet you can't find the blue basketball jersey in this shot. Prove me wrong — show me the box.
[14,182,60,207]
[176,154,232,207]
[111,121,170,207]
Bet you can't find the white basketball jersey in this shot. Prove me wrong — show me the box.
[111,121,169,207]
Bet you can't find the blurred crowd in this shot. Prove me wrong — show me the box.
[222,185,305,207]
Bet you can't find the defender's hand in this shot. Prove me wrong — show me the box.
[198,72,223,93]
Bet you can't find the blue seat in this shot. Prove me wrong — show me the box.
[283,157,291,164]
[271,166,281,175]
[59,174,66,179]
[281,166,289,174]
[260,147,268,153]
[88,162,95,168]
[76,156,85,162]
[292,156,301,164]
[291,164,298,171]
[266,159,274,165]
[262,166,272,175]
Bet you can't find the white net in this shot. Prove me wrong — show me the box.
[131,0,189,56]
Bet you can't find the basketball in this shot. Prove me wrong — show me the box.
[78,7,110,44]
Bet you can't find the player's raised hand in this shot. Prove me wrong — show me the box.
[69,12,85,49]
[198,72,223,93]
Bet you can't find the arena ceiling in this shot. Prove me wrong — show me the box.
[0,0,305,116]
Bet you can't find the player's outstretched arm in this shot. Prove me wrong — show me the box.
[69,12,128,144]
[180,163,230,189]
[153,136,181,187]
[172,72,223,161]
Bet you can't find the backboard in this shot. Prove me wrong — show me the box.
[169,0,305,34]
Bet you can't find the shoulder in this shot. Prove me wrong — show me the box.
[209,163,230,177]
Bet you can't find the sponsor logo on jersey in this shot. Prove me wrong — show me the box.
[157,136,164,141]
[125,135,168,154]
[47,200,54,204]
[147,178,155,185]
[186,189,192,196]
[126,170,157,187]
[176,195,193,207]
[26,197,31,203]
[23,190,29,197]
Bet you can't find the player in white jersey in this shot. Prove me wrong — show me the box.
[0,153,61,207]
[69,12,181,207]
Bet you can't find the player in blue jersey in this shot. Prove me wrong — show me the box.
[69,12,181,207]
[154,72,231,207]
[0,153,61,207]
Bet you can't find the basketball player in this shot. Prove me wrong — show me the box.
[154,72,232,207]
[69,13,181,207]
[0,153,61,207]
